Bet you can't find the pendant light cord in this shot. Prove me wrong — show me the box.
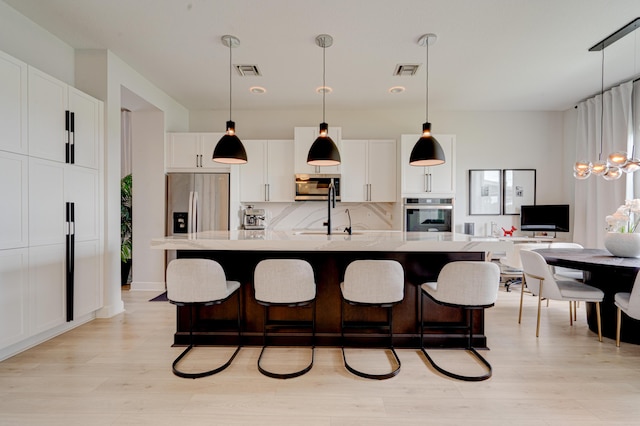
[425,40,429,122]
[228,39,233,122]
[322,42,326,123]
[599,48,604,161]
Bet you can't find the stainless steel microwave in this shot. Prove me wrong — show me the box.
[295,174,341,201]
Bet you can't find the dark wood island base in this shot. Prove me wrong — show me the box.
[174,250,488,349]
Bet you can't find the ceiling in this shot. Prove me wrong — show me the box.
[5,0,640,112]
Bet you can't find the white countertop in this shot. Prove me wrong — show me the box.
[151,230,513,253]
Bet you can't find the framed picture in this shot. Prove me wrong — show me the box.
[503,169,536,215]
[468,169,502,215]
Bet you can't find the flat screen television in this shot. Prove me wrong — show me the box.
[520,204,570,233]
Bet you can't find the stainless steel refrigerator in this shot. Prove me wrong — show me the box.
[166,173,230,262]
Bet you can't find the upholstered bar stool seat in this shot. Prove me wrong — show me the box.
[420,261,500,381]
[166,258,242,379]
[254,259,316,379]
[340,260,404,380]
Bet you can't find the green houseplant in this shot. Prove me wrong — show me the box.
[121,174,132,285]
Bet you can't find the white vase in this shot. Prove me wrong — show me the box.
[604,232,640,258]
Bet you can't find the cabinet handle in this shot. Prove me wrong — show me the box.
[70,112,75,164]
[427,173,432,192]
[367,184,372,201]
[265,184,269,201]
[65,111,71,164]
[424,173,428,192]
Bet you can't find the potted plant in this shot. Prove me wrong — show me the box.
[121,174,132,285]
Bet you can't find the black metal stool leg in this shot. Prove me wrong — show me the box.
[257,302,315,379]
[420,296,492,382]
[341,302,401,380]
[172,295,242,379]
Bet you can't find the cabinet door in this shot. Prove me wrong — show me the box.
[0,151,28,249]
[341,140,368,202]
[74,239,102,318]
[166,133,199,168]
[29,158,65,246]
[0,248,29,349]
[0,50,27,155]
[294,127,341,174]
[428,134,455,194]
[199,133,227,169]
[65,167,100,242]
[28,67,67,163]
[401,134,455,196]
[68,87,101,169]
[239,140,267,202]
[29,244,66,334]
[266,140,294,202]
[368,139,397,202]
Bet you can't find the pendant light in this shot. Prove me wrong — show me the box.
[307,34,341,167]
[212,35,247,164]
[409,33,445,167]
[573,18,640,180]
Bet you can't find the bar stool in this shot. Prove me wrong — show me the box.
[166,258,242,379]
[420,261,500,381]
[340,259,404,380]
[254,259,316,379]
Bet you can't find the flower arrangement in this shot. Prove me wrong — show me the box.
[606,199,640,233]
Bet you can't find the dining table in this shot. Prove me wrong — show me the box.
[534,248,640,344]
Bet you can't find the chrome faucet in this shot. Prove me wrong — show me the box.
[344,208,352,235]
[323,180,336,235]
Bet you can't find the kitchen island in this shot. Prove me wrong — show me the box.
[152,231,512,348]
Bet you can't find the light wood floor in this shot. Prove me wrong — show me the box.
[2,286,640,425]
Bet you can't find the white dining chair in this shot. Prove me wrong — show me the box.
[519,250,603,341]
[615,271,640,347]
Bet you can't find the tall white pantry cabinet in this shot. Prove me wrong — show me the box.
[0,50,103,359]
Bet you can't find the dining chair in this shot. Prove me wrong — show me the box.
[519,249,603,340]
[615,271,640,347]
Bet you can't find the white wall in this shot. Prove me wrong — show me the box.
[191,108,569,237]
[0,0,74,85]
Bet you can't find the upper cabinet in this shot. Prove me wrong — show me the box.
[239,140,294,202]
[0,51,27,155]
[28,67,101,169]
[165,132,228,171]
[341,139,397,202]
[294,126,342,174]
[400,134,456,196]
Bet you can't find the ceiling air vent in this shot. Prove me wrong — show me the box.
[393,64,420,76]
[235,65,261,77]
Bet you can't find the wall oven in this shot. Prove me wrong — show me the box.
[403,197,454,232]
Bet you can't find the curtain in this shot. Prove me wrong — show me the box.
[634,80,640,199]
[573,81,633,248]
[121,109,132,178]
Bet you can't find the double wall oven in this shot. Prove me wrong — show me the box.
[403,197,454,232]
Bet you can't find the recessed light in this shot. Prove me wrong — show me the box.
[389,86,405,94]
[250,86,266,94]
[316,86,332,94]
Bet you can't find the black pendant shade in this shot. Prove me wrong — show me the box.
[409,122,445,166]
[212,120,247,164]
[307,122,341,166]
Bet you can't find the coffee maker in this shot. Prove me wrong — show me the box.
[243,206,266,230]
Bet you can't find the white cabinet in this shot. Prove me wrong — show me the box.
[0,49,104,359]
[166,132,228,170]
[0,248,29,348]
[240,140,294,202]
[27,67,101,169]
[341,139,397,202]
[294,126,342,174]
[0,151,28,249]
[0,50,27,155]
[401,134,455,196]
